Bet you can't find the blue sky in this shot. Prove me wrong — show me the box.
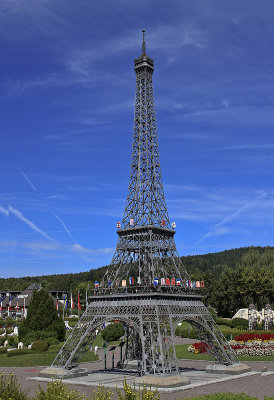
[1,0,274,278]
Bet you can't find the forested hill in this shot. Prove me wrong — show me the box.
[0,246,273,292]
[182,245,274,278]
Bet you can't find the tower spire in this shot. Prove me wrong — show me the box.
[142,29,146,54]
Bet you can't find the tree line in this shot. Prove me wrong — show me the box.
[0,246,273,317]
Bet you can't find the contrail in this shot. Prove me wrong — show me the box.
[8,206,55,242]
[0,206,9,216]
[16,166,37,192]
[53,213,75,242]
[196,191,267,244]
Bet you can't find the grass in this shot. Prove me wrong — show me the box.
[0,344,99,367]
[175,344,274,362]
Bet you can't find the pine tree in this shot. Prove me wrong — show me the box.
[19,289,65,342]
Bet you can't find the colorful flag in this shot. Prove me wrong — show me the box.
[154,278,159,285]
[171,278,175,286]
[187,280,191,287]
[71,293,74,309]
[166,278,170,286]
[196,281,200,288]
[161,278,165,286]
[116,221,121,229]
[116,279,119,286]
[201,281,205,288]
[129,277,134,285]
[78,291,81,310]
[122,280,126,287]
[161,219,165,226]
[108,280,112,287]
[130,218,134,226]
[192,281,196,288]
[63,294,67,309]
[94,281,99,288]
[172,221,176,229]
[9,295,12,311]
[176,279,181,286]
[17,296,19,311]
[0,296,3,311]
[137,276,141,284]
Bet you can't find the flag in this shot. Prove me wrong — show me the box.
[0,297,3,311]
[171,278,175,286]
[56,298,59,311]
[129,277,134,285]
[116,221,121,229]
[130,218,134,226]
[122,280,126,287]
[154,278,159,285]
[95,281,99,288]
[108,280,112,287]
[161,278,165,286]
[17,296,19,311]
[187,280,191,287]
[172,221,176,229]
[166,278,170,286]
[201,281,205,288]
[176,279,181,286]
[192,281,196,288]
[116,279,119,286]
[137,276,141,284]
[9,295,12,311]
[63,294,67,309]
[196,281,200,288]
[71,293,74,309]
[78,291,81,310]
[161,219,165,226]
[86,288,88,309]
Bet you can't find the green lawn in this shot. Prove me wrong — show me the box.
[0,345,99,367]
[176,344,274,362]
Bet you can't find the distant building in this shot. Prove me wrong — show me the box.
[0,283,65,319]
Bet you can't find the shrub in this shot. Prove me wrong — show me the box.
[45,337,59,346]
[31,340,48,352]
[34,379,89,400]
[0,348,7,354]
[216,318,232,327]
[8,336,16,347]
[0,337,5,346]
[116,380,160,400]
[175,327,198,339]
[0,372,28,400]
[7,349,31,357]
[231,318,249,329]
[101,322,124,342]
[0,328,5,335]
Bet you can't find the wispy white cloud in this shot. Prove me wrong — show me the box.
[195,192,267,244]
[71,244,114,254]
[23,241,60,251]
[8,205,55,242]
[53,213,74,242]
[16,166,37,191]
[0,205,9,216]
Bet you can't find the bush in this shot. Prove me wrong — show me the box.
[34,379,90,400]
[231,318,249,329]
[31,340,48,352]
[101,322,124,342]
[0,328,5,335]
[8,336,16,347]
[45,337,59,346]
[216,318,232,327]
[0,337,5,346]
[0,372,28,400]
[175,327,198,339]
[0,348,7,354]
[7,349,31,357]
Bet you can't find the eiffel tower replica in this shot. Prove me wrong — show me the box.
[49,31,248,378]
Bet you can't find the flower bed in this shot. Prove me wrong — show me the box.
[188,334,274,356]
[188,342,208,354]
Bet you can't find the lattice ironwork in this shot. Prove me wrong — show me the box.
[52,31,240,376]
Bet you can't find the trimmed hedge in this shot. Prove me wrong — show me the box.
[7,349,31,357]
[31,340,48,352]
[0,347,7,354]
[176,326,274,340]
